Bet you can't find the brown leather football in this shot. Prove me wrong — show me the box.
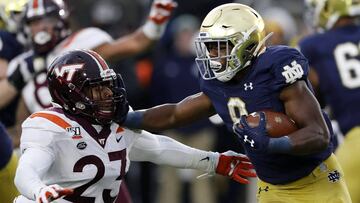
[245,111,298,138]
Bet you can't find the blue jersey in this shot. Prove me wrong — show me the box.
[200,46,334,184]
[0,30,24,127]
[0,31,23,61]
[299,25,360,135]
[0,122,13,169]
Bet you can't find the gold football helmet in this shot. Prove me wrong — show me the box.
[305,0,352,31]
[0,0,27,32]
[195,3,270,82]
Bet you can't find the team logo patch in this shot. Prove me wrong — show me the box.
[328,170,340,183]
[281,60,304,84]
[77,141,87,150]
[66,127,82,139]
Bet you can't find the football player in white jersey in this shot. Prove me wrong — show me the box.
[13,49,256,203]
[0,0,176,112]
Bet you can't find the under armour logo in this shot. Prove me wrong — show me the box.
[244,82,253,91]
[281,60,304,84]
[258,186,269,194]
[243,135,255,148]
[328,170,340,183]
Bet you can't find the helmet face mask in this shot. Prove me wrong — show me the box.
[47,50,128,125]
[195,3,267,82]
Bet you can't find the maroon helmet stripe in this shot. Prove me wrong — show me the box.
[86,50,108,70]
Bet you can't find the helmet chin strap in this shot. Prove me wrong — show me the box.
[253,32,273,57]
[210,60,236,82]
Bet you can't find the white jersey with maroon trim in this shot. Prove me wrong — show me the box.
[22,27,113,113]
[16,109,135,203]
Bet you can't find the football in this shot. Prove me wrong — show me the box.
[244,110,298,138]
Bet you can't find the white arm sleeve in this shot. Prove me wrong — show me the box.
[14,147,55,200]
[129,130,219,173]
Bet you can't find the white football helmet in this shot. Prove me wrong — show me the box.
[195,3,271,82]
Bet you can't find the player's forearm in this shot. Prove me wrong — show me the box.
[130,130,219,173]
[124,104,181,131]
[100,29,154,61]
[14,148,54,200]
[15,162,46,200]
[0,79,18,109]
[288,124,330,155]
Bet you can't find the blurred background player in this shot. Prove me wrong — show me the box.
[0,0,28,145]
[299,0,360,202]
[0,1,27,202]
[261,6,298,46]
[13,49,256,203]
[122,3,351,202]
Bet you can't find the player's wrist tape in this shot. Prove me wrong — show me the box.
[123,111,144,129]
[142,20,166,40]
[268,136,292,153]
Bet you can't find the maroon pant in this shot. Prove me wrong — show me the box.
[115,181,133,203]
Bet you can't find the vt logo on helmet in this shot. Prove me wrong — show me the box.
[47,49,129,125]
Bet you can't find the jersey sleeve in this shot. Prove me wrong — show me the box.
[7,51,35,91]
[20,115,64,156]
[271,47,309,90]
[62,27,113,51]
[129,130,218,173]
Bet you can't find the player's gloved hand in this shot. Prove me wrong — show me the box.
[149,0,177,24]
[36,184,73,203]
[143,0,177,39]
[233,112,270,152]
[215,150,256,184]
[113,87,129,125]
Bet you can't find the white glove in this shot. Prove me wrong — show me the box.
[36,184,73,203]
[197,150,256,184]
[143,0,177,39]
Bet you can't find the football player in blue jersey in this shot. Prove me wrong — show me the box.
[0,0,28,137]
[299,0,360,202]
[121,3,352,202]
[0,0,27,202]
